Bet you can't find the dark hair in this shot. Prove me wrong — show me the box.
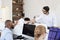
[5,20,11,24]
[43,6,50,12]
[21,13,25,17]
[24,17,30,21]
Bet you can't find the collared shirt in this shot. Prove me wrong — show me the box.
[13,18,24,35]
[35,13,57,27]
[0,28,13,40]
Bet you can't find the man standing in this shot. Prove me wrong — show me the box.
[0,20,14,40]
[32,6,57,27]
[32,6,57,40]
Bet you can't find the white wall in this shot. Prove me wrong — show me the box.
[0,0,2,8]
[1,0,12,22]
[24,0,60,26]
[0,0,12,31]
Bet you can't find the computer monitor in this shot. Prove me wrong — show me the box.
[22,24,36,37]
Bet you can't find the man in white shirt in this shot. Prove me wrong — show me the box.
[13,13,25,36]
[32,6,57,27]
[0,20,14,40]
[32,6,57,40]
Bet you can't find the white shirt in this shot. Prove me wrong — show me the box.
[35,13,57,40]
[13,18,24,35]
[35,13,57,27]
[0,28,13,40]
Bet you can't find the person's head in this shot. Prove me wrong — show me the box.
[42,6,50,14]
[5,20,13,29]
[19,13,25,18]
[24,17,30,24]
[34,25,46,38]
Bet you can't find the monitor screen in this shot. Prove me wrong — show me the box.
[22,24,36,37]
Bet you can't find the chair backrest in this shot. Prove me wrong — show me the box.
[48,27,60,40]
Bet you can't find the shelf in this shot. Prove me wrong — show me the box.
[12,2,24,5]
[12,0,24,21]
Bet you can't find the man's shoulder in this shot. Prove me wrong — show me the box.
[49,12,56,16]
[19,18,24,21]
[2,28,12,34]
[18,18,24,23]
[2,29,7,34]
[1,29,7,36]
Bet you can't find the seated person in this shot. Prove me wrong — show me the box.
[34,25,46,40]
[24,17,30,24]
[0,20,14,40]
[13,13,25,35]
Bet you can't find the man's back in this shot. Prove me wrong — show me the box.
[0,28,13,40]
[13,18,24,35]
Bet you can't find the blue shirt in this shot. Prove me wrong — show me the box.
[0,28,13,40]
